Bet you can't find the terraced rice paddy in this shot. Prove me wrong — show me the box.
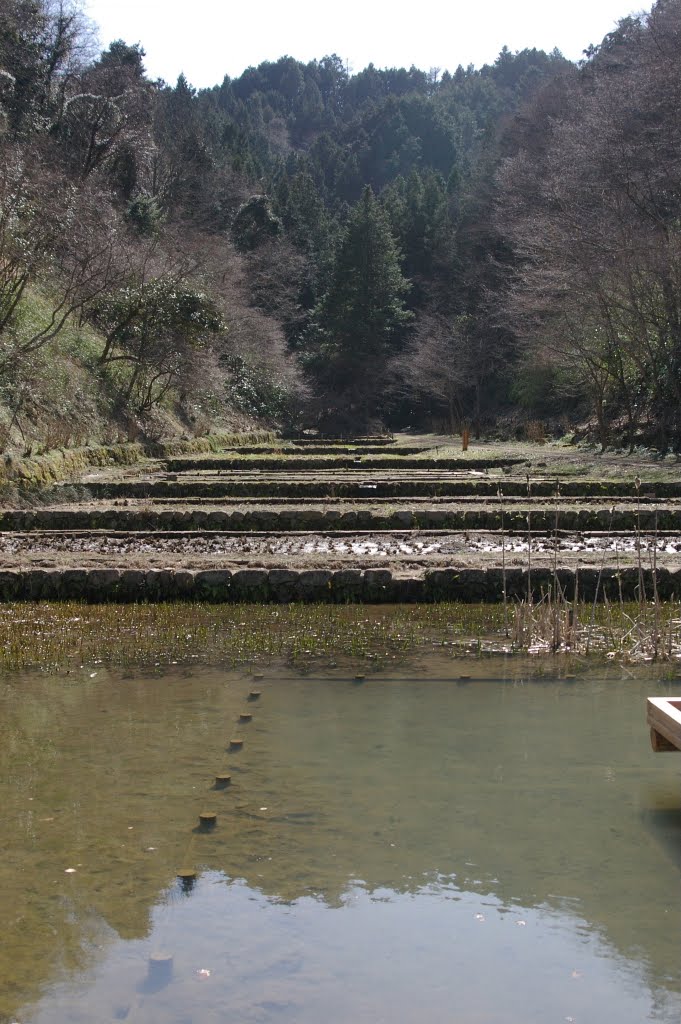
[3,530,681,570]
[3,434,681,602]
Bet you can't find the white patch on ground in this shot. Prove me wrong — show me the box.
[1,532,680,558]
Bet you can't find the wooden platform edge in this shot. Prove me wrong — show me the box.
[647,697,681,752]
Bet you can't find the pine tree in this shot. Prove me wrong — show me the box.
[310,185,412,428]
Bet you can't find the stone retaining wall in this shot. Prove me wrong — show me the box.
[0,565,677,603]
[78,479,681,501]
[3,507,681,532]
[287,436,396,445]
[223,445,431,456]
[0,431,275,490]
[166,455,526,472]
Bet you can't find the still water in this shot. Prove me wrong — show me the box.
[1,657,680,1024]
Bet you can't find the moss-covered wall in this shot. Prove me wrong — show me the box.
[166,455,525,472]
[75,479,681,501]
[0,431,275,491]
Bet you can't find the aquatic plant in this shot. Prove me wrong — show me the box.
[1,599,679,674]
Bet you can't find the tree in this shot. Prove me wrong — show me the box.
[390,314,470,433]
[151,73,215,213]
[52,38,155,182]
[496,0,681,446]
[231,194,281,252]
[390,313,505,435]
[0,0,95,136]
[307,185,412,429]
[382,168,451,291]
[91,275,224,414]
[0,147,127,367]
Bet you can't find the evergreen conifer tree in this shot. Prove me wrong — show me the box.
[310,185,412,428]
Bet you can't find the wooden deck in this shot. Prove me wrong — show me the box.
[647,697,681,752]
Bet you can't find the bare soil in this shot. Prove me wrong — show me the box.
[3,530,680,574]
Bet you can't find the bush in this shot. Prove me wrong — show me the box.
[224,355,296,423]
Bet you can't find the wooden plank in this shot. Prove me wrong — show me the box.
[647,710,681,750]
[647,698,681,731]
[647,697,681,752]
[650,727,679,752]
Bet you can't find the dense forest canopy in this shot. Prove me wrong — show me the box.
[0,0,679,446]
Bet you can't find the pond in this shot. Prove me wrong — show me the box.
[2,655,680,1024]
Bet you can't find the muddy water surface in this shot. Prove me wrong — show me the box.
[2,657,680,1024]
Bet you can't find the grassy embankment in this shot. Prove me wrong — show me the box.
[0,289,270,490]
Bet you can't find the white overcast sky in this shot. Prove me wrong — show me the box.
[84,0,642,89]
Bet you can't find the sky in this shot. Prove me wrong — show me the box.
[84,0,641,89]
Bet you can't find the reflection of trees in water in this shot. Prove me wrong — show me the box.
[201,674,681,998]
[2,666,680,1021]
[0,667,247,1019]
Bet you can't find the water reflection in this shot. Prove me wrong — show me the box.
[1,659,680,1023]
[22,874,680,1024]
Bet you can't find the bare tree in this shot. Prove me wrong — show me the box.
[496,0,681,445]
[0,143,128,368]
[391,314,481,433]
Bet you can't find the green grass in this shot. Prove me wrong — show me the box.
[2,600,680,674]
[2,288,118,452]
[0,601,500,672]
[1,289,275,460]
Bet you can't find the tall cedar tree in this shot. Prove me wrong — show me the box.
[311,185,412,427]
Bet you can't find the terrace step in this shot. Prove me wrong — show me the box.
[70,475,681,499]
[3,506,681,532]
[4,529,679,572]
[4,434,681,605]
[287,436,396,445]
[0,565,676,603]
[221,445,434,456]
[165,455,526,472]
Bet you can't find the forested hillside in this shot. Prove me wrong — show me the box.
[1,0,679,449]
